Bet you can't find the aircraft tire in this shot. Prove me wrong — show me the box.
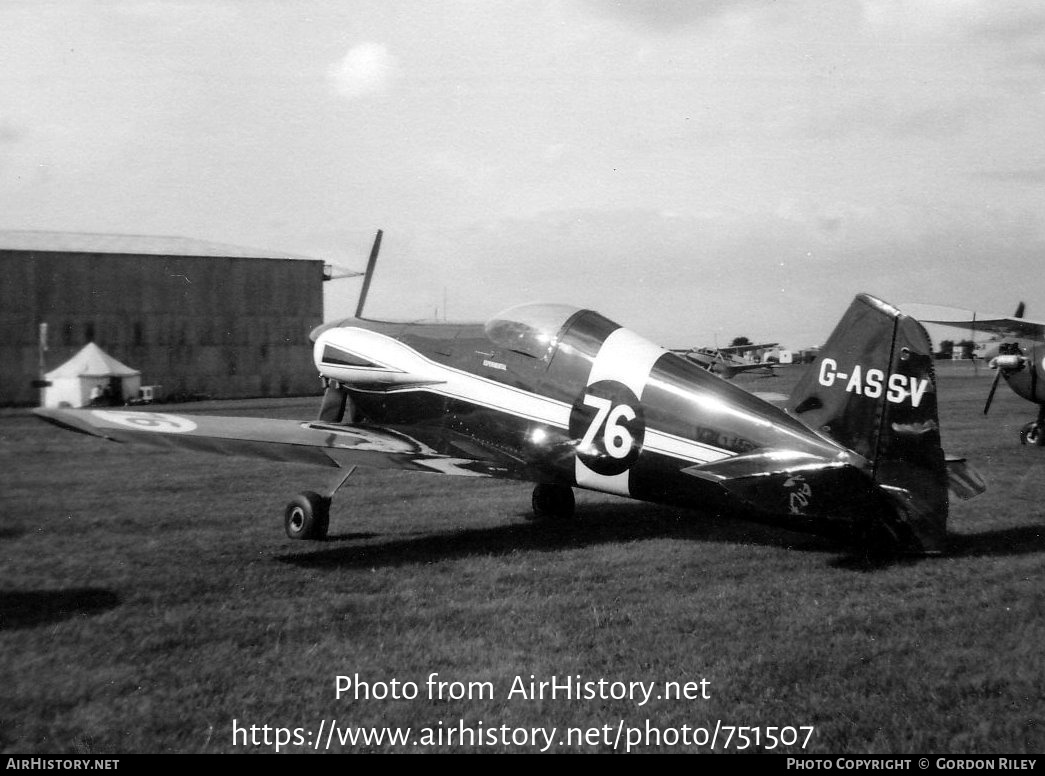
[530,484,575,521]
[284,491,331,540]
[1019,422,1045,446]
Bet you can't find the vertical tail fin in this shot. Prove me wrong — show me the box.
[788,294,948,553]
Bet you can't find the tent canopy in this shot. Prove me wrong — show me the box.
[46,342,140,379]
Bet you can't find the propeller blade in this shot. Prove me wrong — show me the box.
[354,229,383,319]
[1014,301,1026,319]
[983,369,1003,415]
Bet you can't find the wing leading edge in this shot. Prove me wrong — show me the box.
[33,408,506,477]
[922,316,1045,341]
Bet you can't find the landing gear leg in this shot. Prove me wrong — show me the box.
[530,484,575,521]
[284,466,357,540]
[318,381,356,423]
[327,465,358,498]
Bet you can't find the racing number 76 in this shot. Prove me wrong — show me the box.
[580,394,636,458]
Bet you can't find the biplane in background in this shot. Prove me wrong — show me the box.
[35,232,984,555]
[671,341,781,379]
[924,303,1045,446]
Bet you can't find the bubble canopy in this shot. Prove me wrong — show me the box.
[484,303,583,359]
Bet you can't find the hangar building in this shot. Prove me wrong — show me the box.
[1,231,326,406]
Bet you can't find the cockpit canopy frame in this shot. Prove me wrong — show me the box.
[483,303,583,360]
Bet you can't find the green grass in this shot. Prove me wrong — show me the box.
[1,363,1042,753]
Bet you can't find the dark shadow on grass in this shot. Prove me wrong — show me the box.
[947,525,1045,558]
[0,526,25,540]
[0,588,120,630]
[829,551,911,572]
[829,524,1045,571]
[324,532,380,542]
[278,501,840,570]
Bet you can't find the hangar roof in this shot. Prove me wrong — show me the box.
[0,230,322,262]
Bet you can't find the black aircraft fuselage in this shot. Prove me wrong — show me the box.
[309,298,954,551]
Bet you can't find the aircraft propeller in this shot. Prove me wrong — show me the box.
[983,368,1003,415]
[982,301,1027,415]
[355,229,383,319]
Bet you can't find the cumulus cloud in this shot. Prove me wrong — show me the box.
[328,43,396,100]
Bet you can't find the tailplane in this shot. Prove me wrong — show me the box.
[787,294,959,553]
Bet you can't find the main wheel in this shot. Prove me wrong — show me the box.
[530,484,575,521]
[1019,422,1045,446]
[284,491,330,540]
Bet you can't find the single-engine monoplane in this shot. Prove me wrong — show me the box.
[35,235,984,554]
[923,303,1045,446]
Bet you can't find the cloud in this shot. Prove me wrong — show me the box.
[578,0,755,31]
[328,43,396,100]
[0,123,21,144]
[858,0,990,34]
[887,105,975,139]
[972,168,1045,184]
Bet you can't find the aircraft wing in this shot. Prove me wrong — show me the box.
[33,408,508,477]
[717,342,778,354]
[922,316,1045,340]
[724,361,776,373]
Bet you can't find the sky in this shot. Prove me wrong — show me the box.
[2,0,1045,349]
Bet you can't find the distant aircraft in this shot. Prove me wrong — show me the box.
[35,233,984,554]
[671,342,781,379]
[923,303,1045,446]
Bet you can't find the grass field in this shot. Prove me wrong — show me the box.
[1,362,1042,753]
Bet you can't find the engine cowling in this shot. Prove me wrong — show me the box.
[313,327,444,391]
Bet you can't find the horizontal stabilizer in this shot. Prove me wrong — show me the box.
[682,448,887,529]
[945,456,987,500]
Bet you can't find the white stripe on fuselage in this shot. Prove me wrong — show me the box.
[586,328,663,396]
[646,428,731,464]
[317,327,732,469]
[318,327,572,425]
[576,328,678,495]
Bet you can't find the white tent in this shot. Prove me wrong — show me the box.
[42,343,141,408]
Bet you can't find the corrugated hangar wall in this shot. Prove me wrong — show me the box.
[1,237,325,405]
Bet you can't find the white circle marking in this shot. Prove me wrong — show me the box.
[92,410,198,433]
